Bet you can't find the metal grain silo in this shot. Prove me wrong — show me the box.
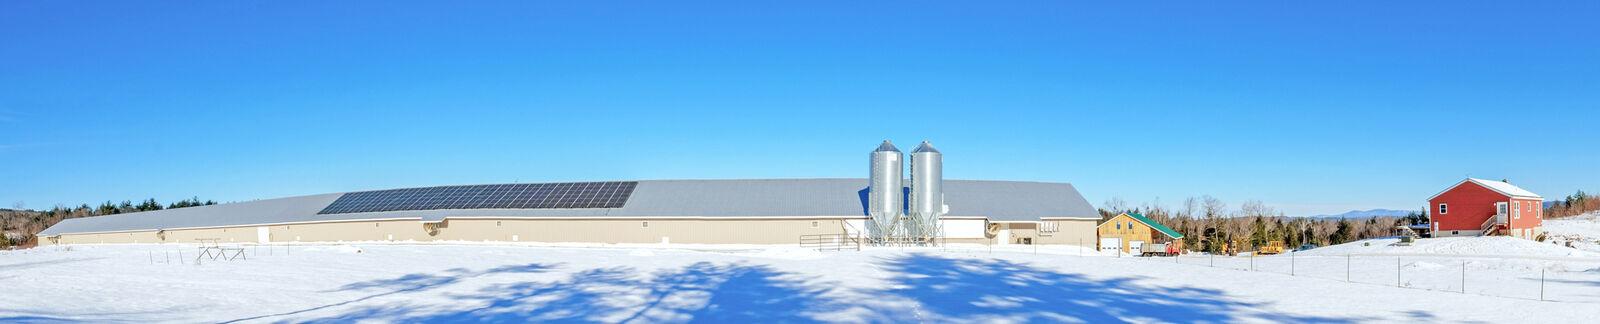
[908,140,944,239]
[869,140,904,240]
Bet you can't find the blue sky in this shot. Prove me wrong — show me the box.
[2,1,1596,216]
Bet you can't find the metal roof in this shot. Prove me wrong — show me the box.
[38,179,1098,236]
[1426,178,1543,201]
[874,140,901,152]
[912,141,940,154]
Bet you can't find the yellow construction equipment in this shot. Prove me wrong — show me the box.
[1258,240,1286,255]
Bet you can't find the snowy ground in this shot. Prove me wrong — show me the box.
[3,242,1598,323]
[1545,211,1600,253]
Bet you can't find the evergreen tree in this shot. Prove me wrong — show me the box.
[96,201,116,215]
[1249,217,1269,247]
[1332,220,1354,244]
[136,199,164,212]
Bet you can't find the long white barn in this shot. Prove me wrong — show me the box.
[37,179,1099,246]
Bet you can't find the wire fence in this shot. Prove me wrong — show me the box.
[1155,251,1600,303]
[140,243,297,266]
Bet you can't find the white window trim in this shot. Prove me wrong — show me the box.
[1438,203,1448,215]
[1513,201,1521,219]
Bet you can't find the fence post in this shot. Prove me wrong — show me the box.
[1250,252,1255,271]
[1290,250,1295,276]
[1540,268,1546,301]
[1346,254,1351,282]
[1396,256,1402,287]
[1460,260,1466,294]
[1210,252,1214,267]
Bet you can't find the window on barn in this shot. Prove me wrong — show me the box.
[1041,222,1059,233]
[1116,222,1122,230]
[1438,204,1448,214]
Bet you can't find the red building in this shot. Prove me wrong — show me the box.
[1427,178,1543,239]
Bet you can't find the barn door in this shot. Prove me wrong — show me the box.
[256,226,270,244]
[1100,238,1121,253]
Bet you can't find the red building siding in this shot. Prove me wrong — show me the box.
[1428,181,1542,237]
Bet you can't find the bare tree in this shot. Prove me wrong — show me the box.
[1180,196,1198,219]
[1103,197,1128,214]
[1201,195,1227,218]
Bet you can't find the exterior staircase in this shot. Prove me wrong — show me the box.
[1480,213,1507,236]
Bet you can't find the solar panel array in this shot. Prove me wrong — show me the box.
[318,181,638,214]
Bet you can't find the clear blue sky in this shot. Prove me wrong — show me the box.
[2,1,1596,216]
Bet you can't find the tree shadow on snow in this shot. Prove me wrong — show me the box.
[866,254,1372,323]
[306,262,843,323]
[222,263,557,323]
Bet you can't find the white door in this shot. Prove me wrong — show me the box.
[256,227,270,244]
[1129,240,1146,252]
[997,227,1012,245]
[1100,238,1122,253]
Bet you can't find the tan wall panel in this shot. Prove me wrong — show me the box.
[1034,219,1098,246]
[270,220,431,243]
[437,218,850,244]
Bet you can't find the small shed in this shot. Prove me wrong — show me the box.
[1097,212,1185,253]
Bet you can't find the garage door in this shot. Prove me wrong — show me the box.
[1100,238,1121,253]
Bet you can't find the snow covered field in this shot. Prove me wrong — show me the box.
[3,242,1598,323]
[1545,211,1600,253]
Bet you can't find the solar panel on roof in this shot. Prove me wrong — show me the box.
[316,181,637,215]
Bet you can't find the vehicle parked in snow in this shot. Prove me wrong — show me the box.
[1139,242,1180,257]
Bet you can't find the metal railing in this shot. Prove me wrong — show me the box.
[799,234,861,251]
[1481,213,1506,235]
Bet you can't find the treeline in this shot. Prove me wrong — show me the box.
[1,197,216,248]
[1099,196,1419,254]
[1545,191,1599,218]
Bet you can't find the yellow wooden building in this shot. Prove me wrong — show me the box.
[1096,212,1185,253]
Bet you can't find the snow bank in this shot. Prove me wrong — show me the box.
[301,245,365,254]
[1299,236,1593,258]
[1544,211,1600,253]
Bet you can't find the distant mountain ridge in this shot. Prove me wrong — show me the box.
[1307,209,1414,219]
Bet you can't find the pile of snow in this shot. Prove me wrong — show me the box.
[301,244,365,254]
[743,246,826,260]
[1544,211,1600,253]
[1298,236,1593,258]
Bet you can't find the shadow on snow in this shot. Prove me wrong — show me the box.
[306,262,841,323]
[864,254,1368,323]
[222,263,557,323]
[264,254,1394,323]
